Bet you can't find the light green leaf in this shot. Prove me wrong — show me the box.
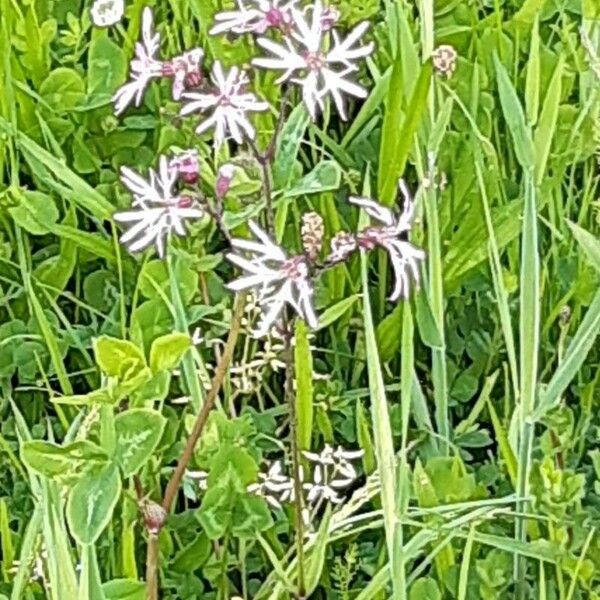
[149,332,191,374]
[284,161,341,198]
[102,579,145,600]
[21,441,109,482]
[273,103,309,189]
[39,67,85,112]
[93,336,146,378]
[567,220,600,272]
[67,464,121,545]
[114,409,166,477]
[295,319,313,451]
[316,295,359,330]
[9,191,59,235]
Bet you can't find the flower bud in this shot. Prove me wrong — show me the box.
[216,164,235,199]
[170,150,200,184]
[141,500,166,535]
[320,6,340,30]
[301,212,325,261]
[432,44,458,79]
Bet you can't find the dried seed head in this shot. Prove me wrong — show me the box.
[301,212,325,261]
[141,500,166,535]
[432,44,458,78]
[325,231,357,265]
[559,305,571,327]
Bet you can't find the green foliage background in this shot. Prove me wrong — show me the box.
[1,0,600,598]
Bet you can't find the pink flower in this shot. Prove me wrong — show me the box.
[210,0,295,35]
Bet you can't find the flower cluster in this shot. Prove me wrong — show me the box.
[210,0,373,119]
[247,445,364,512]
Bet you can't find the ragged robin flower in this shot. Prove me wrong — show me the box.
[252,0,373,120]
[113,156,204,258]
[210,0,295,35]
[349,179,425,301]
[227,221,318,336]
[180,62,269,146]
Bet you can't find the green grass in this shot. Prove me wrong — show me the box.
[1,0,600,599]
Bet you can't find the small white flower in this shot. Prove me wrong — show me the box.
[180,62,269,146]
[210,0,295,35]
[303,464,343,504]
[114,156,204,258]
[303,444,363,486]
[248,461,295,509]
[90,0,124,27]
[113,7,163,115]
[349,180,425,301]
[227,221,318,337]
[252,0,373,120]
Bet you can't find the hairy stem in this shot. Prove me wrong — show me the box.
[283,317,306,598]
[144,294,245,599]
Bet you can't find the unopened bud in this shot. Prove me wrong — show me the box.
[216,164,235,199]
[141,500,166,535]
[301,212,324,261]
[432,44,458,79]
[325,231,357,264]
[170,150,200,184]
[320,6,340,30]
[559,305,571,327]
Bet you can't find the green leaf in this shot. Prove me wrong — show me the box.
[170,533,211,573]
[295,319,313,451]
[149,332,191,374]
[93,336,146,379]
[316,295,359,330]
[9,191,59,235]
[53,389,115,406]
[273,103,310,189]
[67,463,121,545]
[21,440,109,482]
[283,161,341,198]
[114,409,166,477]
[493,53,534,171]
[102,579,145,600]
[567,220,600,272]
[87,34,127,96]
[39,67,85,112]
[409,577,441,600]
[139,258,197,304]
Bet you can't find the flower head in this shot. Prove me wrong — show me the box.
[91,0,124,26]
[114,156,204,258]
[325,230,357,265]
[252,0,373,119]
[210,0,295,35]
[432,44,458,79]
[227,221,318,336]
[180,62,269,146]
[112,7,163,115]
[349,180,425,301]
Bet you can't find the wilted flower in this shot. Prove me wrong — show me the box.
[303,464,344,504]
[210,0,295,35]
[163,48,204,99]
[113,7,163,115]
[141,499,166,535]
[349,180,425,301]
[180,62,269,146]
[227,221,318,336]
[114,156,204,258]
[301,212,324,261]
[90,0,124,27]
[325,230,357,265]
[247,461,295,508]
[169,149,200,184]
[432,44,458,78]
[252,0,373,119]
